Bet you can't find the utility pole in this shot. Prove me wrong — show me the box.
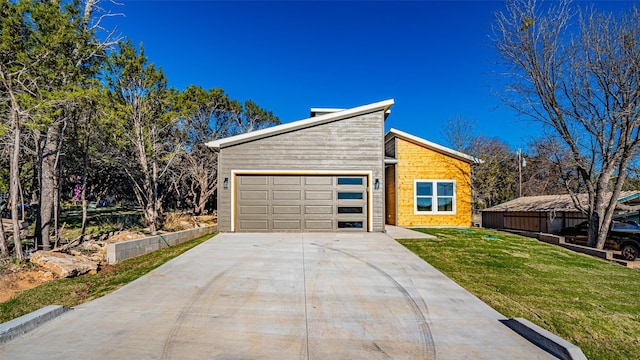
[517,149,526,197]
[518,149,522,197]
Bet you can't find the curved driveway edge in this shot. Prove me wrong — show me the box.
[0,232,555,359]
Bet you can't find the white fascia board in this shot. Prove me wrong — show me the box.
[206,99,395,149]
[310,107,391,116]
[309,107,346,113]
[386,128,480,163]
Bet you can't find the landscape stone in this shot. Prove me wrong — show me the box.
[30,251,98,278]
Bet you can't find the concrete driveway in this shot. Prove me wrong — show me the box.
[0,231,555,359]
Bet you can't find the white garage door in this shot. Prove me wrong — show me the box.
[235,175,368,232]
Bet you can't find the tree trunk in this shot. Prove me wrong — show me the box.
[38,126,59,251]
[0,209,8,258]
[10,108,25,261]
[194,176,212,216]
[79,112,92,242]
[587,212,601,248]
[587,186,615,250]
[18,180,25,222]
[194,194,205,216]
[80,151,89,242]
[145,199,157,232]
[150,158,159,232]
[53,155,62,244]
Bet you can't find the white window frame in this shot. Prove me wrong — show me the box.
[414,179,456,214]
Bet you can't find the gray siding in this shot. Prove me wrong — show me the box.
[218,110,386,232]
[385,137,396,158]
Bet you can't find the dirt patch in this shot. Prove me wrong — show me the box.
[0,264,55,303]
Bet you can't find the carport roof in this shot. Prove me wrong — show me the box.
[482,191,640,213]
[206,99,394,150]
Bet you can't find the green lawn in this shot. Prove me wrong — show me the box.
[398,228,639,360]
[0,232,215,323]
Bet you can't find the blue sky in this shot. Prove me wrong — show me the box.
[105,0,634,150]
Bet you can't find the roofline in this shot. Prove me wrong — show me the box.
[617,191,640,203]
[310,107,391,116]
[206,99,395,150]
[482,191,640,212]
[385,128,479,163]
[309,107,346,113]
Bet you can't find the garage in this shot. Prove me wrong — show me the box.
[207,99,393,233]
[235,175,368,232]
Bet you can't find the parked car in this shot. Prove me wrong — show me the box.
[559,220,640,261]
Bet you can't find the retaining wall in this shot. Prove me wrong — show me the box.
[501,229,614,260]
[106,226,217,264]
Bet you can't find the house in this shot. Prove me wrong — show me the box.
[384,128,476,227]
[206,99,476,232]
[482,191,640,233]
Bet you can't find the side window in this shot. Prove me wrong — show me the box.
[415,180,455,214]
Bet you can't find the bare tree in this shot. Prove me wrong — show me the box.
[442,115,477,153]
[522,136,576,196]
[175,86,279,216]
[493,0,640,249]
[470,136,518,209]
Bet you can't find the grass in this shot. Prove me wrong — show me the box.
[398,228,640,360]
[58,207,145,240]
[0,232,215,323]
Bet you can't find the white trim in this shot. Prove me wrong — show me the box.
[230,170,375,232]
[414,179,457,215]
[309,107,346,113]
[311,107,391,116]
[207,99,394,149]
[387,128,479,163]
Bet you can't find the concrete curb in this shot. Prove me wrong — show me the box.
[502,318,587,360]
[0,305,70,345]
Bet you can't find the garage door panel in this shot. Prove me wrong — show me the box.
[239,220,269,231]
[273,190,301,200]
[305,205,333,214]
[239,176,268,186]
[305,219,334,230]
[273,220,302,230]
[240,190,268,201]
[239,205,268,215]
[273,205,302,215]
[305,190,333,200]
[305,176,333,185]
[273,176,302,185]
